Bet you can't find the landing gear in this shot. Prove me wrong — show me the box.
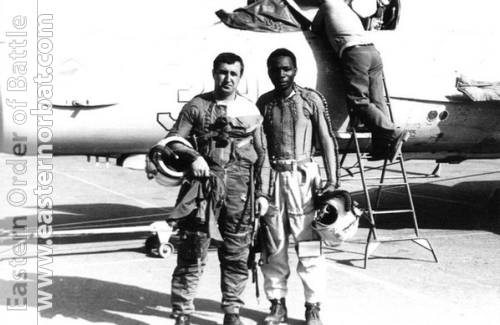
[158,242,175,258]
[429,163,441,177]
[145,221,175,258]
[145,233,158,251]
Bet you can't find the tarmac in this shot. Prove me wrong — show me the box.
[1,154,500,325]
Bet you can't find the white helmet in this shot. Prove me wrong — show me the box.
[147,136,193,187]
[312,190,362,246]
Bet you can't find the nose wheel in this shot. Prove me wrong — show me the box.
[145,221,175,258]
[158,242,175,258]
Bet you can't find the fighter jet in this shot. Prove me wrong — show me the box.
[1,0,499,165]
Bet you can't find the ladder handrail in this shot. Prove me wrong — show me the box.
[338,73,437,268]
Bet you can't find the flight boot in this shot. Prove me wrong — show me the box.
[174,314,191,325]
[263,298,287,325]
[223,313,243,325]
[388,130,410,162]
[305,302,323,325]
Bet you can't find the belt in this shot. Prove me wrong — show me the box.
[339,43,374,58]
[271,158,312,172]
[347,43,374,50]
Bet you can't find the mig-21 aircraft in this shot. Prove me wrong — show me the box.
[1,0,499,185]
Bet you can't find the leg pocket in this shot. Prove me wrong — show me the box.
[262,204,285,252]
[221,230,251,258]
[177,231,210,262]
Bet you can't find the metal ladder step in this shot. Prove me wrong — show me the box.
[338,72,437,269]
[371,209,414,215]
[365,182,409,187]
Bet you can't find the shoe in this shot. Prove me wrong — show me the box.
[223,313,243,325]
[263,298,287,325]
[388,131,409,163]
[305,302,323,325]
[367,139,389,161]
[174,314,191,325]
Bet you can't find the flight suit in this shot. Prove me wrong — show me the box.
[256,84,339,304]
[166,91,267,315]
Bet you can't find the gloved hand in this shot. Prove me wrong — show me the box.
[317,182,338,199]
[190,156,210,178]
[256,197,269,216]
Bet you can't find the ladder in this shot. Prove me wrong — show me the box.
[340,78,438,269]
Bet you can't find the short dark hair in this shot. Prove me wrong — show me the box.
[213,52,244,76]
[267,48,297,69]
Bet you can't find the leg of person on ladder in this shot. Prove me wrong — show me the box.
[341,73,438,269]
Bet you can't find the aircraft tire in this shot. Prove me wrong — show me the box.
[158,243,174,258]
[145,234,159,251]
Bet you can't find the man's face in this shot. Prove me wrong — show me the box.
[213,62,242,99]
[268,56,297,93]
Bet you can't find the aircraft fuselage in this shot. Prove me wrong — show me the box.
[1,0,499,164]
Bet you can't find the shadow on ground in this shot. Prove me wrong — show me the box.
[32,275,302,325]
[351,180,500,234]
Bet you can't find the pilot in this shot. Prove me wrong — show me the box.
[256,48,340,325]
[312,0,408,161]
[155,52,269,325]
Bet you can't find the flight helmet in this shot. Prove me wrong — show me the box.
[147,136,193,187]
[312,190,362,246]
